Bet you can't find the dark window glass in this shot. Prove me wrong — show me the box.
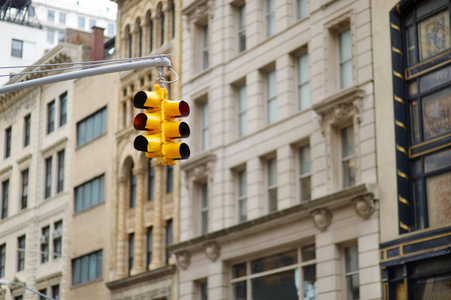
[128,233,134,275]
[53,220,62,259]
[17,235,25,271]
[47,101,55,134]
[71,250,102,285]
[166,165,173,193]
[45,157,52,198]
[1,180,8,219]
[21,169,28,209]
[41,226,49,263]
[74,175,105,212]
[147,227,153,268]
[251,250,297,274]
[59,92,67,126]
[5,127,11,158]
[57,150,65,193]
[148,163,155,200]
[11,39,23,57]
[165,219,172,264]
[24,114,31,147]
[0,243,5,278]
[76,107,107,147]
[130,168,136,208]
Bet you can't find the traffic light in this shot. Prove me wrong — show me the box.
[133,84,190,165]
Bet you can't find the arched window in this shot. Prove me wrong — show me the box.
[130,163,136,207]
[147,10,154,53]
[171,0,175,39]
[136,18,142,57]
[159,3,165,46]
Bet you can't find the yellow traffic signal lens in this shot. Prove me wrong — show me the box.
[165,143,190,160]
[134,135,162,153]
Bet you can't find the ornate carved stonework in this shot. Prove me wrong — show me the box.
[183,0,213,24]
[310,208,332,231]
[175,251,191,270]
[352,193,375,220]
[204,242,220,262]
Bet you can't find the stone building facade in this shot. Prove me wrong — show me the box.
[106,0,182,299]
[0,42,83,300]
[170,0,381,299]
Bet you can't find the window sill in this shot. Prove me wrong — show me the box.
[71,277,103,289]
[73,201,105,216]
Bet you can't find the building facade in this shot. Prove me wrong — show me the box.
[0,42,83,300]
[170,0,381,299]
[106,0,182,299]
[373,0,451,299]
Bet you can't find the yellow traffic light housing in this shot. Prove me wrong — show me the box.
[133,84,190,165]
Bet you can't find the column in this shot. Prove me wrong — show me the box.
[115,176,127,279]
[131,166,146,275]
[150,165,164,269]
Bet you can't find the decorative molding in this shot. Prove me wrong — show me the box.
[183,0,213,23]
[204,241,220,262]
[352,193,375,220]
[310,208,332,231]
[182,153,216,188]
[175,251,191,270]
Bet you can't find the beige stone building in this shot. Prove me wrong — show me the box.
[170,0,381,299]
[65,31,118,299]
[0,42,83,300]
[372,0,451,299]
[106,0,182,299]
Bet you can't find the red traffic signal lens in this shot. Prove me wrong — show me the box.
[179,101,190,117]
[134,113,147,130]
[134,136,148,152]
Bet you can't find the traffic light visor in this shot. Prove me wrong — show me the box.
[134,91,161,109]
[134,113,160,131]
[165,100,190,117]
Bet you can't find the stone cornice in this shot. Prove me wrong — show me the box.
[312,86,364,120]
[169,183,377,253]
[106,265,175,290]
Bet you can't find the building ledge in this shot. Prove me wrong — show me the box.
[106,265,175,291]
[169,183,376,254]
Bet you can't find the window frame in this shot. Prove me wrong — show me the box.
[298,144,311,201]
[297,53,310,110]
[44,156,52,199]
[74,174,105,213]
[341,125,356,188]
[76,107,107,147]
[0,243,5,278]
[24,114,31,147]
[71,250,103,286]
[21,169,29,209]
[237,84,247,137]
[47,100,55,134]
[53,220,62,259]
[230,245,317,300]
[237,4,246,52]
[343,244,360,300]
[1,179,8,219]
[41,226,50,264]
[11,39,23,58]
[59,92,67,127]
[57,150,65,193]
[4,126,11,158]
[17,235,26,272]
[265,0,276,37]
[266,156,278,213]
[201,24,209,70]
[201,101,209,151]
[338,28,353,89]
[266,68,277,125]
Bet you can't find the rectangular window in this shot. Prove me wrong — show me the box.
[298,53,310,110]
[166,165,173,193]
[78,17,85,30]
[238,4,246,52]
[297,0,308,20]
[108,23,114,36]
[339,29,353,89]
[59,12,66,25]
[47,10,55,22]
[5,126,11,158]
[1,180,8,219]
[24,114,30,147]
[148,163,155,200]
[345,245,360,300]
[59,92,67,126]
[74,175,105,212]
[45,157,52,198]
[130,169,136,208]
[17,235,25,271]
[21,169,29,209]
[201,183,208,235]
[47,100,55,134]
[39,289,47,300]
[199,281,208,300]
[238,85,247,137]
[47,29,55,44]
[267,69,277,124]
[146,227,153,268]
[128,233,134,275]
[165,219,172,264]
[202,25,209,70]
[238,170,247,223]
[0,243,5,278]
[71,250,102,285]
[53,220,62,259]
[58,31,65,42]
[11,39,23,58]
[231,245,316,300]
[41,226,49,264]
[299,145,311,201]
[341,126,356,188]
[51,285,59,299]
[57,150,65,193]
[266,0,276,37]
[89,19,96,30]
[76,107,107,147]
[201,102,209,151]
[267,157,277,212]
